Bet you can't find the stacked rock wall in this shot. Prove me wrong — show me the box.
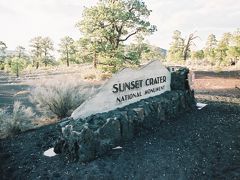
[54,68,196,162]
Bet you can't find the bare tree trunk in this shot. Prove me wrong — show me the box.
[16,61,19,77]
[36,62,39,69]
[183,38,191,61]
[44,51,47,67]
[67,50,69,67]
[183,32,198,61]
[93,51,97,68]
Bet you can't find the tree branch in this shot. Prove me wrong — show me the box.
[119,30,139,42]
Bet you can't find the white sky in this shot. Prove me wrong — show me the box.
[0,0,239,52]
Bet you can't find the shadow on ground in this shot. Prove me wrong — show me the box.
[194,70,240,79]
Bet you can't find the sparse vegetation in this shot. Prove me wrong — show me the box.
[0,65,103,138]
[0,101,35,138]
[31,76,97,118]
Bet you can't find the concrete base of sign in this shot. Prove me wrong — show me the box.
[54,68,196,162]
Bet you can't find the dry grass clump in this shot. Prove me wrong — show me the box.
[83,73,97,80]
[165,59,240,71]
[31,75,98,119]
[100,72,112,80]
[21,64,112,82]
[0,101,35,138]
[33,116,58,127]
[80,66,105,81]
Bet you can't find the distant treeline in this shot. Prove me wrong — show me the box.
[167,29,240,66]
[0,0,239,76]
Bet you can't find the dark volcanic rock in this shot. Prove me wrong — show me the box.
[54,90,195,162]
[53,68,196,162]
[1,101,240,180]
[171,67,190,91]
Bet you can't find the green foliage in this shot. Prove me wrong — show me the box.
[42,37,54,66]
[3,45,31,75]
[1,5,238,70]
[10,57,26,77]
[215,33,231,65]
[123,36,145,66]
[227,46,240,64]
[76,0,156,72]
[73,38,92,64]
[226,29,240,65]
[191,50,204,60]
[30,36,54,68]
[167,30,185,62]
[126,42,166,64]
[232,28,240,46]
[0,41,7,70]
[183,32,198,60]
[167,30,198,62]
[204,34,217,64]
[15,46,26,58]
[58,36,76,66]
[200,30,240,66]
[98,52,126,73]
[29,36,43,68]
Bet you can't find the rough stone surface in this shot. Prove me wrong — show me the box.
[171,67,190,91]
[54,68,196,162]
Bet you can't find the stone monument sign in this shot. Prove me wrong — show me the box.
[71,60,171,119]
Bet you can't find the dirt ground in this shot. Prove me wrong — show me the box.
[0,69,240,180]
[193,70,240,98]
